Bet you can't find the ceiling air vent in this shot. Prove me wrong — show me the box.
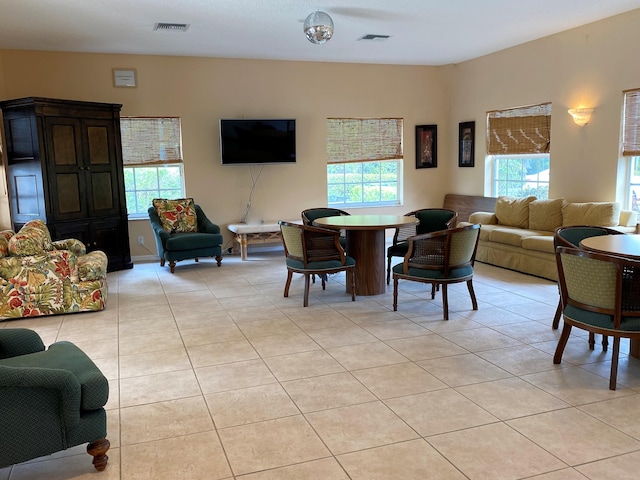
[358,34,390,41]
[154,23,190,32]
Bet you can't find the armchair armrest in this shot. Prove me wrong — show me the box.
[0,364,81,428]
[0,329,45,359]
[51,238,87,256]
[469,211,497,224]
[78,251,108,281]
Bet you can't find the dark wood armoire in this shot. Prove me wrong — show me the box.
[0,97,133,271]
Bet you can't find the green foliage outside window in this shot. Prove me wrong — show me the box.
[328,161,399,206]
[493,156,549,199]
[124,165,183,215]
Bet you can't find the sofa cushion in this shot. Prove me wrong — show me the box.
[495,196,536,228]
[562,202,620,227]
[0,231,15,259]
[153,198,198,233]
[521,234,555,254]
[8,220,52,256]
[488,227,539,247]
[529,198,565,231]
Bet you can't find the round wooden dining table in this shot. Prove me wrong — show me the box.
[313,214,419,296]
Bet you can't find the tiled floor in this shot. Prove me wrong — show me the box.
[3,249,640,479]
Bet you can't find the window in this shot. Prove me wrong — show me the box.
[623,89,640,213]
[120,117,184,217]
[326,118,402,207]
[487,103,551,199]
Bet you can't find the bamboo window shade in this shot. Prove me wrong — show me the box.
[326,118,403,164]
[623,89,640,156]
[487,103,551,155]
[121,117,182,165]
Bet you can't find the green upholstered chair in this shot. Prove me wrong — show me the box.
[392,223,479,320]
[386,208,458,284]
[0,328,110,470]
[149,202,223,273]
[301,208,350,247]
[554,247,640,390]
[279,221,356,307]
[552,225,624,350]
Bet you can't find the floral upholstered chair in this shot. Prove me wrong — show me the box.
[0,220,108,319]
[148,198,223,273]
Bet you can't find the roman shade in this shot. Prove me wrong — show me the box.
[326,118,403,164]
[121,117,182,165]
[623,89,640,156]
[487,103,551,155]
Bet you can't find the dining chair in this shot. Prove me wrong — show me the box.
[386,208,458,284]
[552,225,624,350]
[279,221,356,307]
[392,223,479,320]
[554,246,640,390]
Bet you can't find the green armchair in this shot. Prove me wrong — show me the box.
[0,328,110,470]
[148,199,224,273]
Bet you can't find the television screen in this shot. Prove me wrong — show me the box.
[220,119,296,165]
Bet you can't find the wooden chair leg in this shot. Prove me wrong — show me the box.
[554,323,572,364]
[284,271,293,298]
[552,299,562,329]
[441,284,449,320]
[350,269,355,301]
[589,332,596,350]
[467,279,478,310]
[386,256,392,285]
[602,335,609,352]
[303,274,311,307]
[393,277,399,311]
[195,258,199,262]
[609,336,621,390]
[160,258,166,267]
[87,438,110,471]
[216,255,222,266]
[169,260,176,273]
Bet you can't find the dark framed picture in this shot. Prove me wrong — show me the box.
[416,124,437,169]
[458,121,475,167]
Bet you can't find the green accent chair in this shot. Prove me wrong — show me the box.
[279,221,356,307]
[0,328,110,470]
[392,224,479,320]
[148,204,223,273]
[386,208,458,284]
[554,247,640,390]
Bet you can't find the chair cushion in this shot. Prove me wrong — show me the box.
[153,198,198,233]
[165,232,224,251]
[8,220,53,256]
[286,256,355,271]
[495,196,536,228]
[564,304,640,332]
[393,263,473,280]
[528,198,565,231]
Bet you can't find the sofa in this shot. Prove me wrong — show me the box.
[459,196,638,281]
[0,220,108,319]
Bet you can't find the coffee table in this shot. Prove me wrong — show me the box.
[313,214,419,296]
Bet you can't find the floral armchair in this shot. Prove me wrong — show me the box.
[0,220,108,319]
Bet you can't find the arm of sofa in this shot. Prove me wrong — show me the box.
[78,251,108,282]
[469,211,498,225]
[51,238,87,256]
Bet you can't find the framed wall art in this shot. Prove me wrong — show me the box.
[458,121,475,167]
[416,124,437,169]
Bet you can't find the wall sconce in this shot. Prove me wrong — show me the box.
[568,107,594,126]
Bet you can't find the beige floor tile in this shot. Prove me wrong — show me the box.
[476,344,558,376]
[507,408,640,465]
[195,358,277,394]
[205,383,299,428]
[173,310,233,329]
[282,372,376,412]
[120,431,231,480]
[288,311,354,332]
[457,377,570,419]
[386,389,497,436]
[249,332,321,357]
[237,317,302,338]
[385,334,468,361]
[119,368,201,407]
[417,353,512,386]
[120,396,214,446]
[428,422,566,479]
[8,449,120,480]
[326,341,408,370]
[352,362,446,398]
[118,316,178,337]
[118,330,184,356]
[440,327,523,352]
[337,439,467,480]
[306,325,378,348]
[179,323,245,346]
[71,337,119,360]
[575,450,640,479]
[526,469,590,480]
[361,319,431,340]
[579,393,640,440]
[187,339,259,367]
[305,401,419,454]
[218,415,330,476]
[237,457,349,479]
[119,348,191,378]
[263,349,345,381]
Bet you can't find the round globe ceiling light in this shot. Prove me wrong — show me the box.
[304,10,334,44]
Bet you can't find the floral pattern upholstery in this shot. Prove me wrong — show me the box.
[152,198,198,233]
[0,220,108,319]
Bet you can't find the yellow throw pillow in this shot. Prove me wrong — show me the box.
[153,198,198,233]
[494,196,536,228]
[562,202,620,227]
[528,198,565,231]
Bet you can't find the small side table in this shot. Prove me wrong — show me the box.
[227,222,291,260]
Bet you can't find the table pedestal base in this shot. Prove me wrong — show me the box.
[346,230,386,296]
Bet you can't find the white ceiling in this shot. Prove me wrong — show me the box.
[2,0,640,66]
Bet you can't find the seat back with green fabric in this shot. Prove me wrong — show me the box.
[279,221,356,307]
[148,199,223,273]
[554,247,640,390]
[392,223,479,320]
[0,328,110,471]
[386,208,458,284]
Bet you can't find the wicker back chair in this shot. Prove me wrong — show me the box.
[279,221,355,307]
[386,208,458,284]
[392,223,479,320]
[555,246,640,390]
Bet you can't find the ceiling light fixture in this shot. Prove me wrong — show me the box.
[304,10,334,45]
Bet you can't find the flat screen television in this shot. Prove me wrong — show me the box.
[220,119,296,165]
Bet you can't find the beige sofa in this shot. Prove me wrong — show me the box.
[460,196,637,281]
